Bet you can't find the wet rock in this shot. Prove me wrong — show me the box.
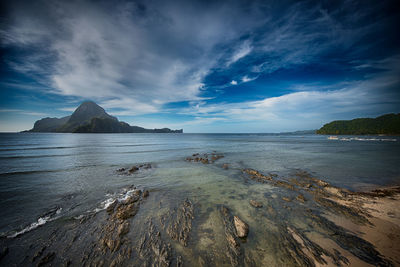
[314,196,370,225]
[115,203,139,220]
[37,252,55,266]
[186,152,224,164]
[220,206,242,266]
[275,180,295,190]
[102,238,121,252]
[243,169,274,183]
[106,200,118,214]
[267,205,277,217]
[117,163,152,175]
[226,233,239,248]
[234,216,249,238]
[296,194,306,203]
[222,163,229,169]
[0,247,8,261]
[315,179,329,187]
[143,190,149,197]
[286,226,348,266]
[276,226,315,266]
[129,166,139,173]
[307,210,392,266]
[138,220,176,267]
[250,200,263,208]
[356,186,400,198]
[32,246,46,262]
[161,199,194,246]
[117,221,130,237]
[201,158,209,164]
[211,154,224,161]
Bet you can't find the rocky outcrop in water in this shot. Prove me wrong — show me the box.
[138,220,178,267]
[160,199,194,246]
[185,152,224,164]
[250,200,263,208]
[117,163,152,175]
[220,206,243,266]
[2,159,399,267]
[233,216,249,238]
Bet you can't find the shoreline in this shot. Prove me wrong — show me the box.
[0,152,399,266]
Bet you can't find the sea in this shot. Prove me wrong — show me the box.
[0,132,399,265]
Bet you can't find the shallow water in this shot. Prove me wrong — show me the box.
[0,133,399,266]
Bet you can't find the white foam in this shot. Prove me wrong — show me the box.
[90,187,140,214]
[8,208,62,238]
[328,137,397,142]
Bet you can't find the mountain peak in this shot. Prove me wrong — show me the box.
[69,101,115,124]
[27,101,183,133]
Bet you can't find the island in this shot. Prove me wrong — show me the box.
[316,113,400,135]
[26,101,183,133]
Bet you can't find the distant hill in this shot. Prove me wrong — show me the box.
[26,101,183,133]
[30,116,71,132]
[316,113,400,135]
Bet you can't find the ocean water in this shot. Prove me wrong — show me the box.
[0,132,399,265]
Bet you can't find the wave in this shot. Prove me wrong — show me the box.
[0,163,105,176]
[327,136,397,142]
[7,207,62,238]
[0,154,73,160]
[73,186,141,220]
[93,187,140,213]
[0,146,77,152]
[0,143,162,152]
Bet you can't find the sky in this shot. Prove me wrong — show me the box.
[0,0,399,133]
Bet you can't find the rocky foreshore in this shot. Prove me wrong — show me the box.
[0,153,399,266]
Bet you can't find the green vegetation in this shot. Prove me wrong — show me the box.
[316,113,400,135]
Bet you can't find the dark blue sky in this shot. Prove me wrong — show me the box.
[1,0,399,132]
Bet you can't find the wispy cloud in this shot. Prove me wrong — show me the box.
[227,40,252,66]
[0,0,398,132]
[1,0,262,114]
[0,109,47,117]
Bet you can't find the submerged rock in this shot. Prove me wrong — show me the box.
[138,220,177,267]
[117,163,152,175]
[296,194,306,203]
[250,200,263,208]
[243,168,274,182]
[129,166,139,173]
[220,206,242,266]
[234,216,249,238]
[185,152,224,164]
[37,252,55,266]
[117,221,130,237]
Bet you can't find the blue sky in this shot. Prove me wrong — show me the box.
[0,0,399,132]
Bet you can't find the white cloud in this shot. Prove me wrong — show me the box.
[230,80,237,85]
[176,64,400,132]
[1,0,264,116]
[227,40,252,66]
[241,75,257,83]
[58,107,77,112]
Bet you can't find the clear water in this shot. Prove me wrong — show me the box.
[0,132,399,261]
